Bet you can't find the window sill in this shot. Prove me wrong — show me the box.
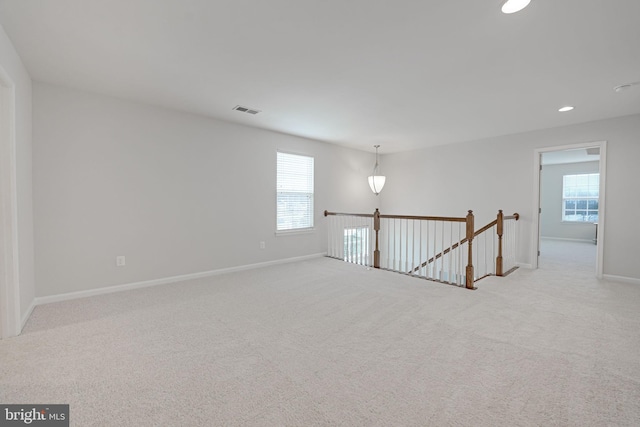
[561,221,597,225]
[275,227,316,236]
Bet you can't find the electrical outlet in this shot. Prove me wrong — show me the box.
[116,256,126,267]
[259,241,266,249]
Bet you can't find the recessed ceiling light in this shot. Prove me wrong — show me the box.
[501,0,531,14]
[558,106,574,112]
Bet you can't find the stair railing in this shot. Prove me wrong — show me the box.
[324,209,519,289]
[497,211,520,275]
[325,209,476,289]
[325,211,376,267]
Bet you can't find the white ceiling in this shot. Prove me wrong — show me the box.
[1,0,639,153]
[541,148,600,165]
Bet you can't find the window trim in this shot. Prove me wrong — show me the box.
[274,227,315,237]
[276,150,315,233]
[561,172,599,224]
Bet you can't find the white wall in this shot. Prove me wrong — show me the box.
[0,24,34,325]
[33,82,377,297]
[380,114,640,280]
[26,84,640,297]
[540,161,599,241]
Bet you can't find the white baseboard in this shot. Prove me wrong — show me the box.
[602,274,640,285]
[540,236,593,243]
[35,252,327,306]
[20,299,36,332]
[517,262,533,269]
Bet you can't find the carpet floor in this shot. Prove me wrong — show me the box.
[1,240,639,426]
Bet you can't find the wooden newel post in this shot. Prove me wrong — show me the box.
[465,210,475,289]
[496,210,504,276]
[374,209,381,268]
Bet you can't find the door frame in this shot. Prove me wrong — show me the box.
[0,65,21,338]
[532,141,607,278]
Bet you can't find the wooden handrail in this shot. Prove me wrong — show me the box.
[411,219,498,273]
[381,209,475,288]
[325,210,467,222]
[324,210,374,218]
[379,214,467,222]
[325,208,519,288]
[411,211,519,278]
[475,219,499,235]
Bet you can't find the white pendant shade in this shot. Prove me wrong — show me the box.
[368,175,386,195]
[501,0,531,14]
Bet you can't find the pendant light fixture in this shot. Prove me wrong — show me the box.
[368,145,386,195]
[501,0,531,14]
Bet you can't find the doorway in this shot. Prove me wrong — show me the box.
[0,65,20,338]
[532,142,607,278]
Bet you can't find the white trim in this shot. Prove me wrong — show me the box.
[21,299,36,330]
[602,275,640,285]
[540,236,594,243]
[0,66,21,339]
[517,263,533,269]
[35,253,327,306]
[276,150,315,233]
[275,227,315,236]
[532,141,606,279]
[597,142,607,279]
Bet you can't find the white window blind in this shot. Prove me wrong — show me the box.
[277,151,314,231]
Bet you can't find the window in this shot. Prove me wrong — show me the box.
[562,173,599,222]
[344,226,370,265]
[277,151,314,231]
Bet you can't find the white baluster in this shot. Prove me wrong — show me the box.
[418,220,423,277]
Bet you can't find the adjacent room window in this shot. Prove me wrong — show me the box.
[344,226,370,265]
[562,173,599,222]
[277,151,314,231]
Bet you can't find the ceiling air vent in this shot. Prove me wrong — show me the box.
[233,105,261,115]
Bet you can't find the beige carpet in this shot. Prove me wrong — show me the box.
[538,237,597,274]
[1,245,639,426]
